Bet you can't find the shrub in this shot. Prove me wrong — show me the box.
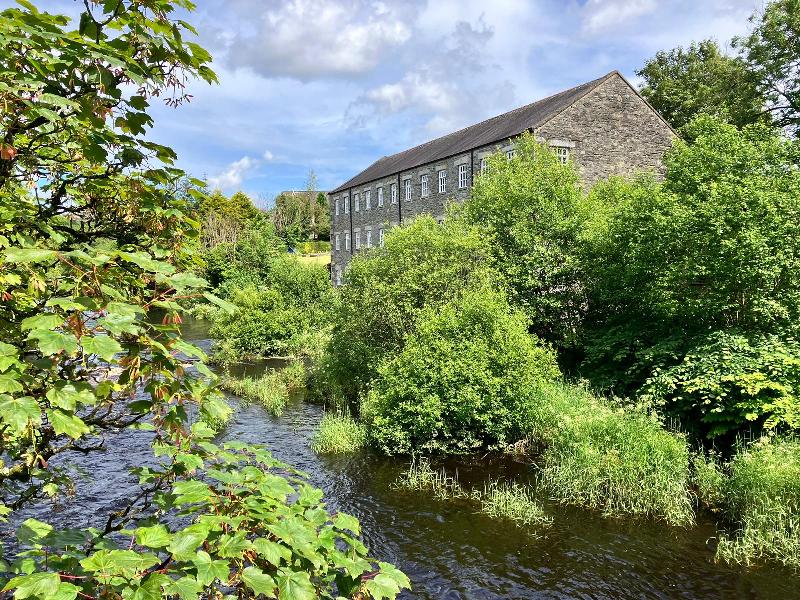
[310,412,367,454]
[476,480,552,530]
[321,215,498,402]
[221,372,290,416]
[465,131,585,348]
[528,383,695,526]
[364,287,560,455]
[715,437,800,568]
[281,359,308,391]
[642,332,800,439]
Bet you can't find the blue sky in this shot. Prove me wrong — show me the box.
[10,0,760,206]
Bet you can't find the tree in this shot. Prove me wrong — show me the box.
[637,39,766,130]
[734,0,800,135]
[0,2,406,597]
[464,132,585,350]
[270,169,331,247]
[196,189,264,248]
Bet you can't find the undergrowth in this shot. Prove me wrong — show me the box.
[310,412,367,454]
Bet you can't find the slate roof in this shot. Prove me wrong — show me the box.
[331,71,619,194]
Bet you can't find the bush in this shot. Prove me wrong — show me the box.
[310,412,367,454]
[643,332,800,439]
[322,215,498,401]
[363,287,560,455]
[715,437,800,568]
[525,383,694,526]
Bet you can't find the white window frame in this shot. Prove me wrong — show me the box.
[404,178,411,201]
[458,164,468,189]
[554,146,570,165]
[438,169,447,193]
[379,228,385,247]
[354,229,361,250]
[335,265,342,286]
[480,158,488,174]
[335,233,340,251]
[421,174,429,197]
[377,187,384,207]
[366,229,372,248]
[354,192,360,212]
[344,194,349,214]
[391,183,397,204]
[345,232,351,250]
[335,198,339,216]
[506,149,516,160]
[365,189,371,210]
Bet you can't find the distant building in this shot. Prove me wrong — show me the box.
[328,71,675,285]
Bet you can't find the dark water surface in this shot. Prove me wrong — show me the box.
[19,319,800,599]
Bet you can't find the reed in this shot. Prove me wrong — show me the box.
[310,412,367,454]
[220,371,289,416]
[476,480,552,529]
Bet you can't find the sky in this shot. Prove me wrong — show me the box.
[9,0,763,206]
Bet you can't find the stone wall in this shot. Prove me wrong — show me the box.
[329,73,675,283]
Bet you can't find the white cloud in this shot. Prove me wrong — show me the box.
[221,0,415,80]
[581,0,658,33]
[263,150,274,161]
[208,156,259,190]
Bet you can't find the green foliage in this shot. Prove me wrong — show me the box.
[221,371,291,416]
[5,435,410,599]
[476,481,552,530]
[637,39,766,130]
[196,190,265,249]
[692,451,726,510]
[392,458,467,500]
[581,116,800,399]
[270,173,331,247]
[310,412,368,454]
[465,132,584,348]
[322,215,497,401]
[364,287,560,455]
[643,332,800,439]
[715,437,800,568]
[525,383,694,526]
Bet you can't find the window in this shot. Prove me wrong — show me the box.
[379,228,384,247]
[344,194,349,214]
[366,229,372,248]
[391,183,397,204]
[378,187,384,207]
[421,174,429,197]
[354,192,360,212]
[345,232,351,250]
[365,190,371,210]
[335,265,342,286]
[438,169,447,193]
[480,158,488,174]
[335,233,340,251]
[506,149,516,160]
[458,164,468,188]
[335,198,339,216]
[404,178,411,201]
[354,230,361,250]
[553,146,570,165]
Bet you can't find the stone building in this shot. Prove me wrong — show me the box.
[328,71,675,285]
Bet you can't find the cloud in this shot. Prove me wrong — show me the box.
[581,0,658,33]
[221,0,415,80]
[263,150,274,161]
[208,156,259,190]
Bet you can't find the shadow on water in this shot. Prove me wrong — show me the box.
[16,317,800,599]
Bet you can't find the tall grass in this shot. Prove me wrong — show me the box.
[392,457,467,500]
[476,480,552,529]
[692,450,725,510]
[220,371,289,416]
[527,382,694,527]
[310,412,367,454]
[715,437,800,568]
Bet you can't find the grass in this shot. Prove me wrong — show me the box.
[281,359,307,391]
[715,437,800,569]
[476,480,552,529]
[392,457,467,500]
[295,252,330,266]
[220,371,289,416]
[527,382,695,527]
[692,450,726,510]
[310,412,367,454]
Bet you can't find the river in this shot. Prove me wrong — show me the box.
[16,319,800,599]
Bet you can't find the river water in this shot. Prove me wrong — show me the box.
[17,320,800,599]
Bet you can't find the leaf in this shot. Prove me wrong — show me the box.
[167,524,209,561]
[21,313,62,332]
[332,513,361,536]
[27,330,78,356]
[165,576,202,600]
[16,519,53,546]
[203,292,237,314]
[364,562,411,599]
[276,569,315,600]
[0,373,24,394]
[172,480,211,504]
[192,551,229,586]
[0,342,19,373]
[82,335,122,361]
[241,566,276,597]
[0,395,40,432]
[253,538,291,567]
[134,524,172,548]
[117,251,175,274]
[215,532,251,558]
[47,409,90,439]
[3,248,57,264]
[4,572,61,599]
[168,272,208,291]
[46,382,96,411]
